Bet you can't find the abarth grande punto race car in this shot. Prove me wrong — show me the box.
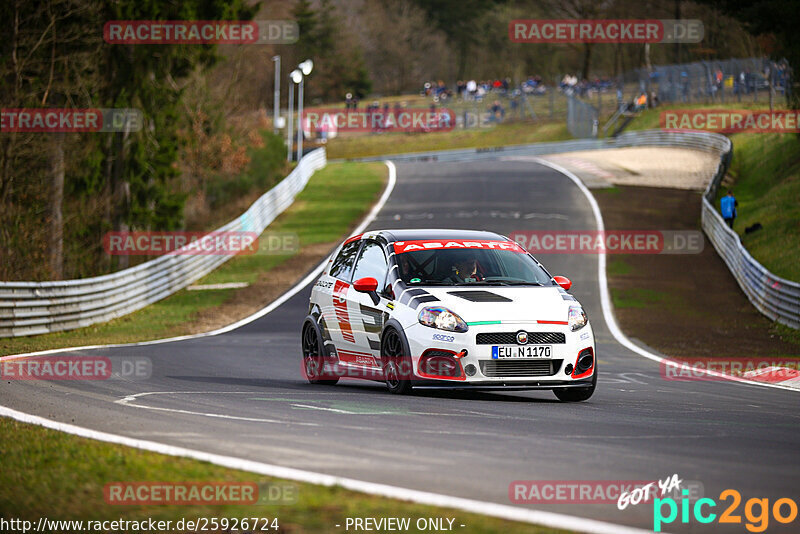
[301,229,596,401]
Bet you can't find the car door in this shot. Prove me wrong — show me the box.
[345,240,391,369]
[322,239,363,359]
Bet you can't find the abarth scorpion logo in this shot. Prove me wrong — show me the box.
[516,331,528,345]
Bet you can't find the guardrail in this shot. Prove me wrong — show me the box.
[0,148,327,338]
[699,149,800,330]
[344,129,799,329]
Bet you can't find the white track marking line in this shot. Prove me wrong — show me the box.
[114,393,320,426]
[0,404,657,534]
[531,157,798,394]
[121,391,544,421]
[290,403,398,415]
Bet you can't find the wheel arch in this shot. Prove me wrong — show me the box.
[380,318,412,356]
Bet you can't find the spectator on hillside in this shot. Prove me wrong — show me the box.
[720,190,738,229]
[379,103,390,129]
[633,92,647,111]
[488,100,505,122]
[345,92,358,110]
[435,80,449,98]
[466,79,477,100]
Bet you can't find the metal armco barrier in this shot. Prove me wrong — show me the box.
[0,148,327,338]
[698,146,800,330]
[344,129,798,329]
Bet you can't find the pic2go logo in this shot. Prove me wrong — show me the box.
[653,489,798,532]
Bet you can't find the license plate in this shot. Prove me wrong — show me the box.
[492,345,552,359]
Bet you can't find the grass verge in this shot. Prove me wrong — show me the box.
[611,288,668,309]
[0,162,386,357]
[0,418,566,534]
[720,132,800,281]
[624,100,778,133]
[326,121,570,160]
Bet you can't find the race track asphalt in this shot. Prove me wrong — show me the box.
[2,159,799,533]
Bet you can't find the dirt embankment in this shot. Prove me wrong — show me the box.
[596,185,798,358]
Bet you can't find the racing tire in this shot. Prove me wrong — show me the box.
[553,365,597,402]
[381,328,413,395]
[301,320,339,385]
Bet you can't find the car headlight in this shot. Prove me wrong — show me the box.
[568,306,587,331]
[418,306,468,332]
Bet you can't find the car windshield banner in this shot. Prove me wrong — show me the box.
[393,240,525,254]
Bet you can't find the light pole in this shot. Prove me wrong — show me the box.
[271,56,280,135]
[296,59,313,162]
[287,70,300,162]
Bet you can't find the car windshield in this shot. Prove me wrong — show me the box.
[395,247,553,286]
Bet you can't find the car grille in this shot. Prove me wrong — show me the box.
[476,332,566,345]
[479,359,563,378]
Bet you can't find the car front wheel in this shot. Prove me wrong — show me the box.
[381,328,413,395]
[554,365,597,402]
[301,320,338,385]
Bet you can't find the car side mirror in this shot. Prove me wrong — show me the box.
[353,277,380,304]
[553,275,572,291]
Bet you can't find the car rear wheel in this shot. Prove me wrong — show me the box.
[302,321,338,385]
[381,328,413,395]
[553,367,596,402]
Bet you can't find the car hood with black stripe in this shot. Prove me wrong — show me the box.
[401,286,578,325]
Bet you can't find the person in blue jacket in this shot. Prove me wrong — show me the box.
[720,189,738,229]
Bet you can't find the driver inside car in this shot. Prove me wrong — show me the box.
[446,251,483,283]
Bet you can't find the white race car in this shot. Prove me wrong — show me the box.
[301,229,596,401]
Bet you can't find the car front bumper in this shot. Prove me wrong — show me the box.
[404,321,596,386]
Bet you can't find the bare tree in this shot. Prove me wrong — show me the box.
[541,0,615,79]
[344,0,452,94]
